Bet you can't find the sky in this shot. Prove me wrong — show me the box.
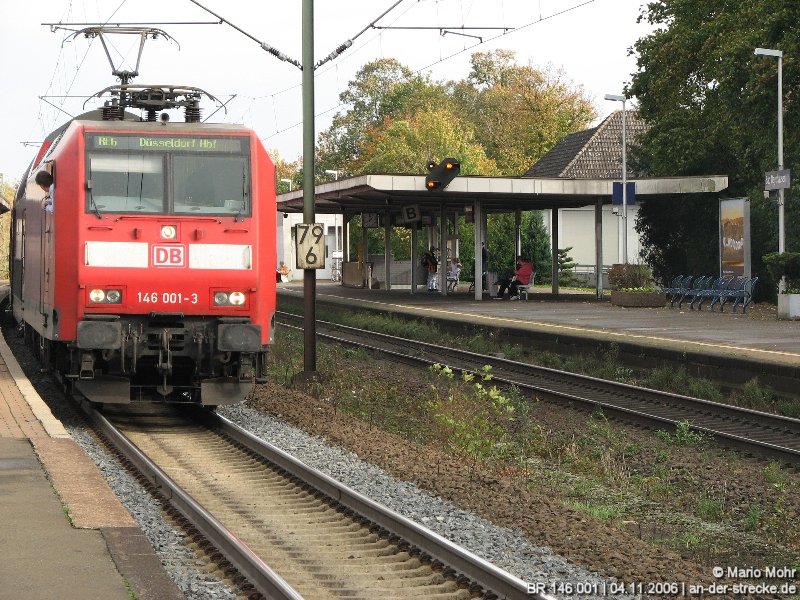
[0,0,656,184]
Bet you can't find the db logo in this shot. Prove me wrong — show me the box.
[152,245,185,267]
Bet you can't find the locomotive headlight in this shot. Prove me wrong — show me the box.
[213,291,247,306]
[213,291,229,305]
[229,291,246,305]
[89,288,122,304]
[161,225,177,239]
[105,289,122,303]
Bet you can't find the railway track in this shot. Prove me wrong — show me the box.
[276,311,800,465]
[78,401,545,600]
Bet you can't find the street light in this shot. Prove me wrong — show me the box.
[754,47,785,284]
[604,93,628,264]
[280,178,293,191]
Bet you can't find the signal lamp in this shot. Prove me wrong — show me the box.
[425,157,460,191]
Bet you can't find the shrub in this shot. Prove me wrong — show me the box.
[608,263,654,290]
[762,251,800,293]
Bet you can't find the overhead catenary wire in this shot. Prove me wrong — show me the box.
[314,0,406,69]
[187,0,302,69]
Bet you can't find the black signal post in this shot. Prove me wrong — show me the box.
[425,158,460,190]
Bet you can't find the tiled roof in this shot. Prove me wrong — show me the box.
[523,110,648,179]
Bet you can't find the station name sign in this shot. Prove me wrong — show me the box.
[87,134,247,154]
[764,169,791,191]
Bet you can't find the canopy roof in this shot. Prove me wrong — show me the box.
[277,173,729,217]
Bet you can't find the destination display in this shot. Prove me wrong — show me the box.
[87,134,247,154]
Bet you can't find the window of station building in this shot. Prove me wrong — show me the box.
[84,133,251,216]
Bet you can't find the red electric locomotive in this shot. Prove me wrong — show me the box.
[11,86,276,405]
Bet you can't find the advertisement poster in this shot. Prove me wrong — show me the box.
[719,198,750,278]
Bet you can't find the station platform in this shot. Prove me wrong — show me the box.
[279,281,800,376]
[0,334,183,600]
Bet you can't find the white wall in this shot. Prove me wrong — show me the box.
[277,212,342,280]
[543,205,641,267]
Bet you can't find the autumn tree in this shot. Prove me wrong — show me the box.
[452,50,596,175]
[317,58,449,176]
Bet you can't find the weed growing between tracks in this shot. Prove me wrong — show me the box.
[259,322,800,586]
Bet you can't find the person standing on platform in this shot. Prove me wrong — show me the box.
[422,247,439,292]
[478,241,489,291]
[496,256,533,299]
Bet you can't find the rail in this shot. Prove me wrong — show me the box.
[276,312,800,465]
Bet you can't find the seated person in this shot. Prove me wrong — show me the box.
[496,256,534,299]
[447,258,462,290]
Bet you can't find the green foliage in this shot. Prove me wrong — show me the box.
[353,106,500,176]
[762,251,800,292]
[630,2,800,298]
[452,50,596,175]
[674,420,709,447]
[557,248,578,286]
[428,364,515,477]
[564,500,621,523]
[608,263,654,290]
[656,420,708,448]
[641,367,723,402]
[743,503,763,531]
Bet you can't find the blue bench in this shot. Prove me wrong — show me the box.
[665,274,758,313]
[721,276,758,313]
[662,275,689,305]
[677,275,711,309]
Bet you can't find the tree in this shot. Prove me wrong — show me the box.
[352,106,499,176]
[316,58,449,175]
[271,150,301,194]
[629,1,800,297]
[452,50,596,175]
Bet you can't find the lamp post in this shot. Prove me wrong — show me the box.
[604,93,628,264]
[279,178,293,191]
[754,47,785,284]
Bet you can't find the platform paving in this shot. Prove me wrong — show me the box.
[280,281,800,370]
[0,332,184,600]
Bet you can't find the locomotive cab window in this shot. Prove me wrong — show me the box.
[85,133,251,216]
[88,155,164,213]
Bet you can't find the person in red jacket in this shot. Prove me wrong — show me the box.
[496,256,534,299]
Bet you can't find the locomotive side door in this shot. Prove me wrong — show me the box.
[40,206,53,322]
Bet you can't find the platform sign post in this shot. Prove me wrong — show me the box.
[719,198,751,278]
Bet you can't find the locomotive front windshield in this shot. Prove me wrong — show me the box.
[85,134,250,216]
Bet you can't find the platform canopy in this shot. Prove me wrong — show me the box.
[276,173,729,216]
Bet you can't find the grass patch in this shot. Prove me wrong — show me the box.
[565,500,622,523]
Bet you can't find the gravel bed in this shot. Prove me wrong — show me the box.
[6,325,638,599]
[218,403,638,600]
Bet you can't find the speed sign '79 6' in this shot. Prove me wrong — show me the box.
[295,223,326,269]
